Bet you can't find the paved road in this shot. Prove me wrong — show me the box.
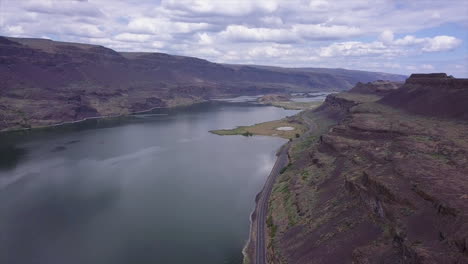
[255,142,290,264]
[255,112,315,264]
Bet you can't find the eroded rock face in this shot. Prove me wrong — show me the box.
[349,80,403,95]
[267,75,468,264]
[380,74,468,120]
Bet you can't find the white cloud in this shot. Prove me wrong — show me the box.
[378,30,462,51]
[5,25,25,36]
[114,33,152,43]
[219,25,297,43]
[247,45,290,58]
[24,0,103,17]
[292,24,362,40]
[127,17,212,35]
[319,41,402,57]
[0,0,466,77]
[308,0,330,10]
[422,35,462,52]
[218,23,361,43]
[379,30,394,44]
[58,24,105,38]
[197,32,214,45]
[393,35,426,46]
[317,32,463,59]
[161,0,279,16]
[260,16,283,26]
[421,64,434,70]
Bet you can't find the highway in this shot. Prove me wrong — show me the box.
[255,142,290,264]
[255,112,315,264]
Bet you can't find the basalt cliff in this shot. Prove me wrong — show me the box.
[0,36,405,131]
[266,73,468,264]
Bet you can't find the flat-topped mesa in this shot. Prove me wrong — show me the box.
[405,73,468,87]
[380,73,468,120]
[409,73,450,78]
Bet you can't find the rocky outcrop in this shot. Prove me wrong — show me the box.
[380,73,468,120]
[313,92,380,121]
[349,80,403,95]
[266,74,468,264]
[0,36,406,131]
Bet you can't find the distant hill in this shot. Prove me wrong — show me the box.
[0,36,406,131]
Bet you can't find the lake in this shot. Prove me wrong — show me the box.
[0,101,299,264]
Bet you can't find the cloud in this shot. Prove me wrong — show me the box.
[52,24,105,38]
[196,32,214,45]
[260,16,283,26]
[318,32,463,59]
[421,64,435,70]
[393,35,426,46]
[127,17,212,35]
[24,0,104,17]
[422,35,462,52]
[5,26,25,36]
[218,24,361,43]
[292,24,362,40]
[219,25,297,43]
[161,0,279,16]
[0,0,466,77]
[379,30,394,44]
[319,41,402,57]
[114,33,152,43]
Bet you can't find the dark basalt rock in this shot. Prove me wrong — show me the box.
[267,78,468,263]
[381,73,468,120]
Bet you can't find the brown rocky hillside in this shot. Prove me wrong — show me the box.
[0,36,405,131]
[266,74,468,264]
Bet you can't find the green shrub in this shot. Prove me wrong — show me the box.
[242,131,253,137]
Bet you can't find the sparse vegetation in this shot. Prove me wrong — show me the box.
[267,214,277,238]
[265,101,323,110]
[279,163,291,174]
[210,118,306,139]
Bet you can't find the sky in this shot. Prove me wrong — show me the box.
[1,0,467,77]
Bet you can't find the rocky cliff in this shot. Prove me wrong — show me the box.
[266,74,468,263]
[349,80,403,95]
[381,73,468,120]
[0,36,406,131]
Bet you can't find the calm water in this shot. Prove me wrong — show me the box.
[0,102,298,264]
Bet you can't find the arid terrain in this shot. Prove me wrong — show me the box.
[0,36,406,131]
[258,74,468,264]
[210,115,306,139]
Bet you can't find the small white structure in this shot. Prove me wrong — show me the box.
[275,126,295,131]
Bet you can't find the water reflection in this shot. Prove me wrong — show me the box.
[0,145,26,171]
[0,102,298,264]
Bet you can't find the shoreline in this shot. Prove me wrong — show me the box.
[2,96,300,263]
[0,100,208,134]
[0,93,323,134]
[242,190,260,264]
[242,142,290,264]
